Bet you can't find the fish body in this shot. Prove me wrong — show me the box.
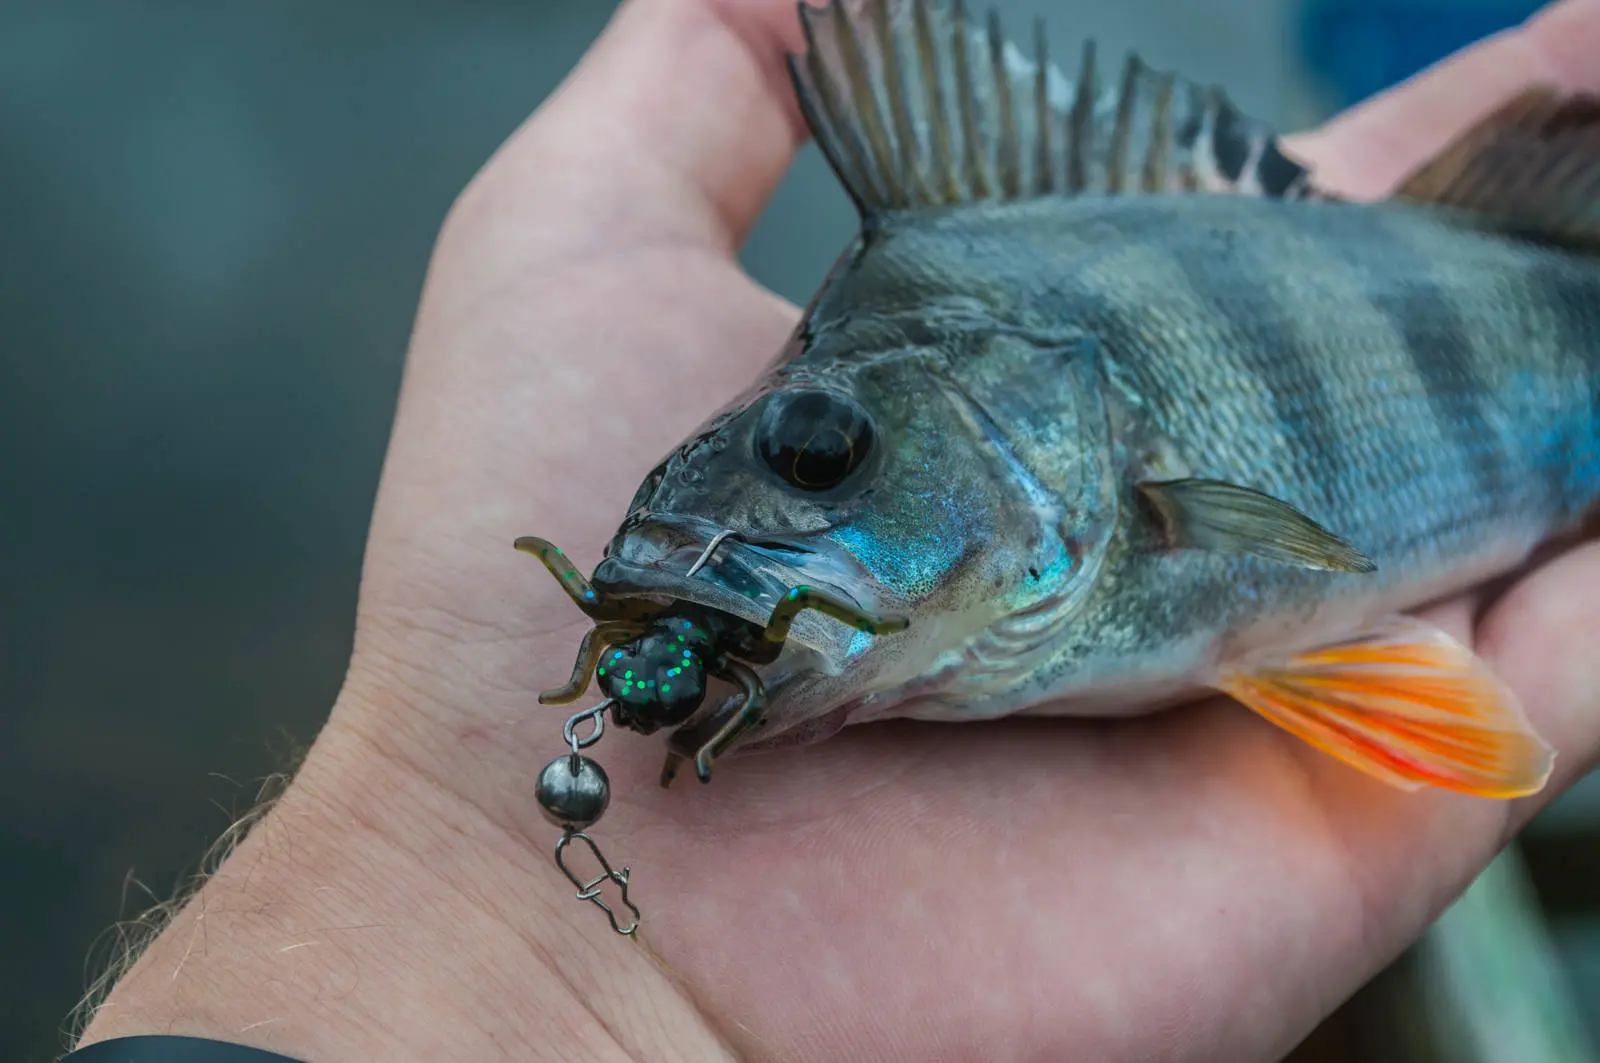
[792,194,1600,727]
[538,0,1600,796]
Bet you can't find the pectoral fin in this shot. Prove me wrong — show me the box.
[1139,478,1376,573]
[1214,617,1554,798]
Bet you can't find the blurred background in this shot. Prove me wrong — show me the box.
[2,0,1595,1059]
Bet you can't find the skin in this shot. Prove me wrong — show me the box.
[76,2,1600,1061]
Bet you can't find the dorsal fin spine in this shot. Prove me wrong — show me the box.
[836,5,898,207]
[950,0,987,199]
[1143,72,1175,192]
[875,0,924,206]
[792,11,871,216]
[911,0,957,205]
[1107,53,1140,193]
[1176,82,1202,191]
[1032,18,1054,195]
[1065,38,1095,193]
[989,9,1021,199]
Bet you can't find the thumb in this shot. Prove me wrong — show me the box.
[448,0,811,270]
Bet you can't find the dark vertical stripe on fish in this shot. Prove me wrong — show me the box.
[1524,257,1600,518]
[1361,219,1508,518]
[1163,222,1352,492]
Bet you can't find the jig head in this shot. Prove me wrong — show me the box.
[516,534,908,935]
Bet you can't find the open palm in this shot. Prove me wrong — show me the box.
[86,2,1600,1061]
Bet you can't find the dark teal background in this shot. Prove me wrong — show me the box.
[2,2,1591,1060]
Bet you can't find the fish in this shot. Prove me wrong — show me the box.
[520,0,1600,800]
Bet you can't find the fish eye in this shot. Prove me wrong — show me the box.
[755,389,874,491]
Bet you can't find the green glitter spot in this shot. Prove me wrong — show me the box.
[624,670,634,679]
[662,684,672,694]
[598,667,606,676]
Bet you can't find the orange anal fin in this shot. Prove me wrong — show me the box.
[1215,617,1554,799]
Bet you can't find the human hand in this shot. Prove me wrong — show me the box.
[78,2,1600,1060]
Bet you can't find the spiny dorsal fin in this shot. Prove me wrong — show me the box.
[1396,88,1600,245]
[788,0,1317,217]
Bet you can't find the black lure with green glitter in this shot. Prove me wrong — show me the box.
[514,533,908,784]
[598,614,720,734]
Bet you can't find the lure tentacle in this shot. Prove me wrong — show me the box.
[514,536,611,619]
[540,621,646,705]
[759,584,909,650]
[660,659,769,787]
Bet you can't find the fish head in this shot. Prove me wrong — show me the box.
[591,323,1117,750]
[592,359,925,670]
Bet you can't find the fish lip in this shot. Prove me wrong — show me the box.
[591,515,861,637]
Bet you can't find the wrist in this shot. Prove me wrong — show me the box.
[74,677,735,1062]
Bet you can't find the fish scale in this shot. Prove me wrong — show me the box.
[526,0,1600,799]
[841,194,1599,575]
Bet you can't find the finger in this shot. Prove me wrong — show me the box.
[1288,0,1600,196]
[452,0,809,260]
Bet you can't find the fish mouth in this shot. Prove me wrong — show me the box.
[590,514,878,670]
